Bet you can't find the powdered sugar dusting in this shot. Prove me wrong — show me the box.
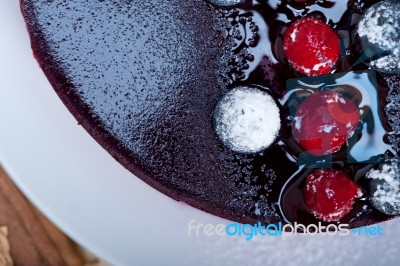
[214,86,281,153]
[366,159,400,215]
[357,0,400,73]
[325,188,335,199]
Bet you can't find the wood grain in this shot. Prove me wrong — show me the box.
[0,167,87,266]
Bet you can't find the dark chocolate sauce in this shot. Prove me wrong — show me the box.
[20,0,400,229]
[219,0,400,226]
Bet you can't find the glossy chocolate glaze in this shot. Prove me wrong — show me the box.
[20,0,400,228]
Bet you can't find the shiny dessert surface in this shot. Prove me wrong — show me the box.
[20,0,400,229]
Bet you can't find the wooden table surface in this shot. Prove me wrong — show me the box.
[0,167,104,266]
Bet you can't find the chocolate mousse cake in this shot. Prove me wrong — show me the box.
[20,0,400,229]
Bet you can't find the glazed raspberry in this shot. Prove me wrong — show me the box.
[283,17,340,76]
[303,169,360,222]
[292,91,360,156]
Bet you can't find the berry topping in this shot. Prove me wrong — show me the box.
[283,17,340,76]
[366,159,400,215]
[213,86,281,153]
[292,91,360,156]
[356,0,400,74]
[303,169,361,222]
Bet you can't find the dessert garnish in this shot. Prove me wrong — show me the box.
[355,0,400,74]
[292,90,360,156]
[303,168,361,222]
[283,17,340,76]
[366,158,400,215]
[213,86,281,153]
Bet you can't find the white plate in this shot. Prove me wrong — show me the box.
[2,1,400,265]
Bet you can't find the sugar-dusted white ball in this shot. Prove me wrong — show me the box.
[356,0,400,73]
[366,159,400,215]
[213,86,281,153]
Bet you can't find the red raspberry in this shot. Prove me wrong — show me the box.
[303,169,361,222]
[283,17,340,76]
[292,91,360,156]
